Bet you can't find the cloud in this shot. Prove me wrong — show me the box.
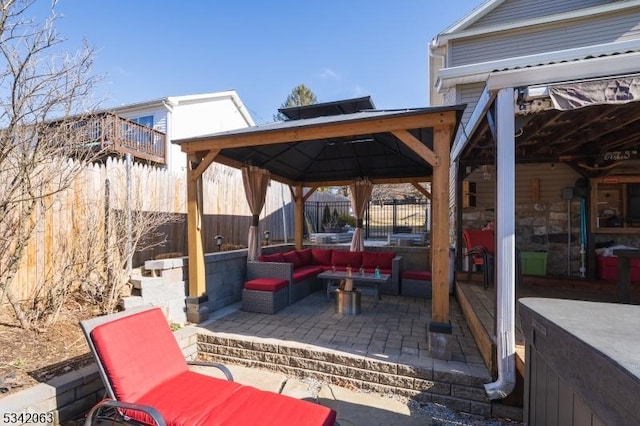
[351,84,367,97]
[319,68,340,80]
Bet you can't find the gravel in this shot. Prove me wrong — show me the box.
[302,377,523,426]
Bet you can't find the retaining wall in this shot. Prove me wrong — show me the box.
[0,327,198,425]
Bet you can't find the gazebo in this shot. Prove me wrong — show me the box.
[175,97,464,356]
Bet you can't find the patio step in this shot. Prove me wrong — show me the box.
[196,331,521,420]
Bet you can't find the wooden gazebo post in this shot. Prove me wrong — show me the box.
[293,184,304,249]
[391,113,455,358]
[428,122,454,358]
[185,150,219,323]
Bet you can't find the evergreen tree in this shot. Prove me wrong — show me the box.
[274,84,318,121]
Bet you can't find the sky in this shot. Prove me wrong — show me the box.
[46,0,483,125]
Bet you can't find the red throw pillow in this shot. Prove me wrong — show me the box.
[258,253,285,263]
[311,248,333,265]
[296,248,312,265]
[330,250,362,268]
[282,250,302,268]
[362,252,396,269]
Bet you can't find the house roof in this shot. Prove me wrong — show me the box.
[174,98,465,186]
[433,0,637,45]
[105,90,255,127]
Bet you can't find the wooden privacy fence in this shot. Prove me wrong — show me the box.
[12,157,294,300]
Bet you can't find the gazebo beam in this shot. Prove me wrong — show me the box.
[411,181,432,199]
[391,130,439,167]
[191,149,220,181]
[179,113,458,152]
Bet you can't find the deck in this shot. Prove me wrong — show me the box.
[455,270,640,402]
[48,112,166,164]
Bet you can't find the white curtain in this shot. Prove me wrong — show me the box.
[349,179,373,251]
[242,166,270,261]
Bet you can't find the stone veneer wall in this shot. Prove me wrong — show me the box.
[464,199,589,277]
[0,327,198,426]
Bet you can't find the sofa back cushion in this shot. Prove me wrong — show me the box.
[331,250,362,268]
[296,248,313,266]
[282,250,303,268]
[311,248,333,265]
[258,252,286,263]
[362,251,396,270]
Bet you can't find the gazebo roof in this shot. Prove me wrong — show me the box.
[175,98,465,186]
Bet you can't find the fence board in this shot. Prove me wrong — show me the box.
[10,159,431,300]
[11,159,294,299]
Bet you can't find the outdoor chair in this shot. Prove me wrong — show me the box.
[80,306,337,426]
[462,229,523,290]
[463,229,495,289]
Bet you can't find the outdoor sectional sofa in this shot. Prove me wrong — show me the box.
[247,248,402,304]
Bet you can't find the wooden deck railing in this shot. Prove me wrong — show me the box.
[49,112,166,164]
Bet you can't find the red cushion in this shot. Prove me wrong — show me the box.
[296,248,312,265]
[331,250,362,268]
[403,270,432,280]
[292,265,324,282]
[131,370,336,426]
[311,248,333,265]
[90,308,337,426]
[244,278,288,291]
[282,250,302,267]
[362,252,396,269]
[90,308,189,402]
[258,253,286,263]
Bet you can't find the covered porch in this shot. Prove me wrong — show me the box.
[451,55,640,401]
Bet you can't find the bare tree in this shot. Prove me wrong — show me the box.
[0,0,103,329]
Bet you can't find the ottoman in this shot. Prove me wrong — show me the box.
[242,278,289,314]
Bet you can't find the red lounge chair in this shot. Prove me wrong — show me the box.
[80,307,337,426]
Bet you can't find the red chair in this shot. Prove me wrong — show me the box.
[80,307,337,426]
[463,229,495,289]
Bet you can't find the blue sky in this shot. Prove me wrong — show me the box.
[51,0,482,124]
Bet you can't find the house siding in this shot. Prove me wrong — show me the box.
[468,0,612,29]
[450,8,640,66]
[457,82,485,131]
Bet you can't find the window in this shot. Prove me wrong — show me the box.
[591,176,640,233]
[133,115,154,128]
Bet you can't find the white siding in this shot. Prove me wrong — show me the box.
[468,0,611,29]
[450,9,640,66]
[171,97,249,139]
[457,83,485,131]
[169,97,251,172]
